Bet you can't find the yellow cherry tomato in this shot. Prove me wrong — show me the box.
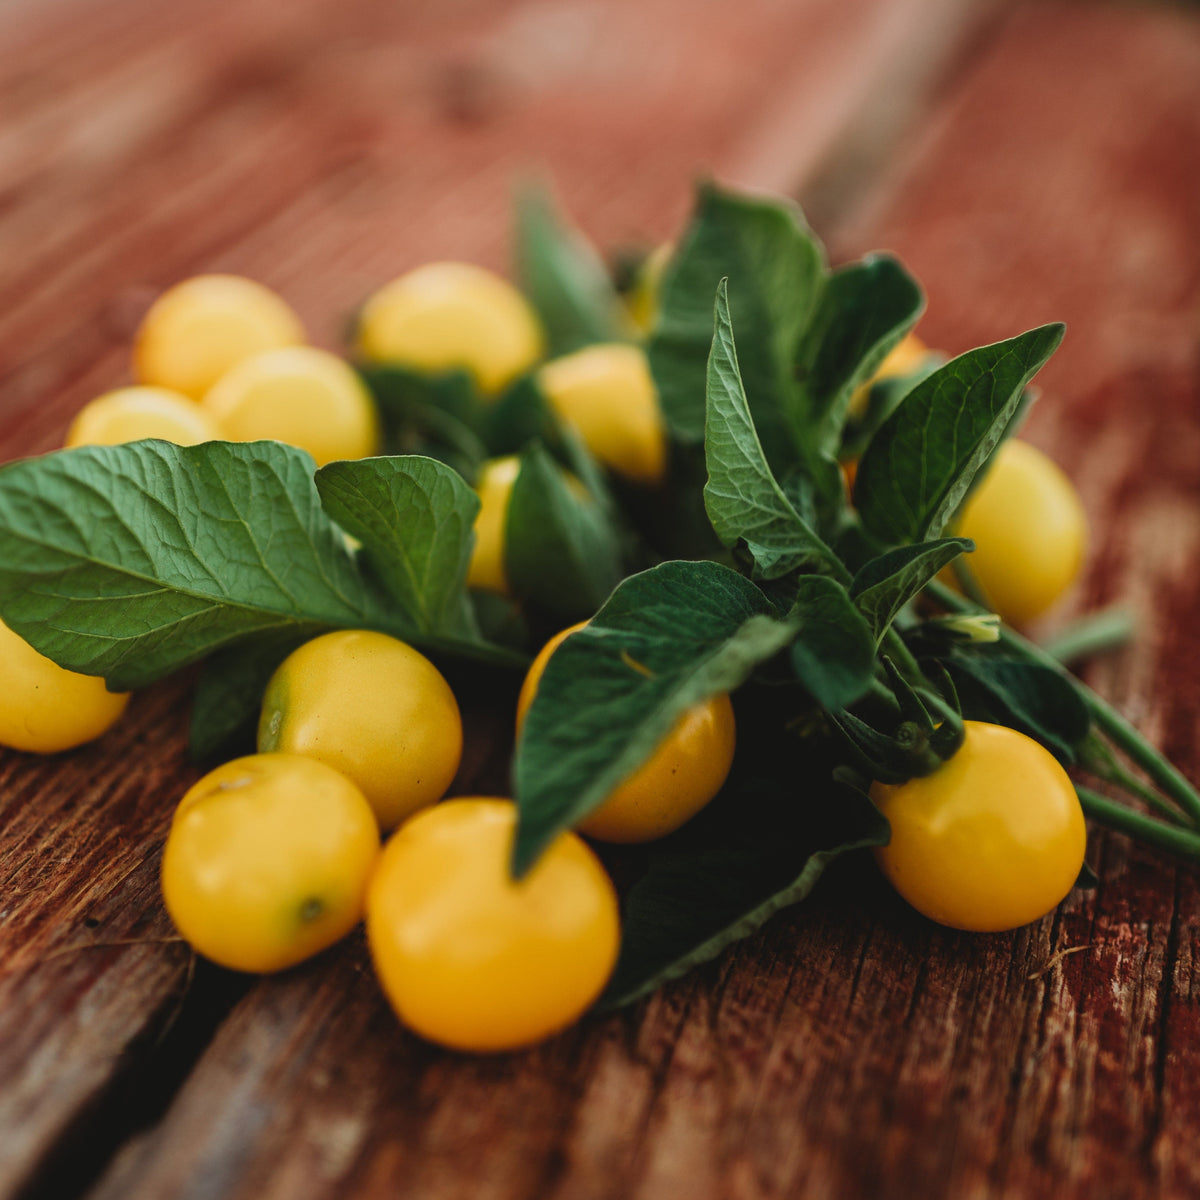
[870,720,1086,932]
[467,455,520,595]
[537,343,666,485]
[258,630,462,831]
[134,275,305,399]
[953,439,1088,626]
[847,332,928,418]
[625,242,672,335]
[201,346,380,466]
[518,624,736,842]
[65,386,223,448]
[161,753,380,973]
[355,262,544,396]
[0,617,128,753]
[367,797,620,1052]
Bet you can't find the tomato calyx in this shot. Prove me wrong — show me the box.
[830,655,964,784]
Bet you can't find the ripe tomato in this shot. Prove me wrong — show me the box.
[65,386,223,448]
[624,242,672,335]
[366,797,619,1052]
[161,753,380,973]
[134,275,305,399]
[354,262,544,396]
[518,624,736,842]
[258,630,462,831]
[953,438,1088,626]
[870,720,1086,932]
[537,343,667,485]
[467,455,520,595]
[0,617,129,753]
[201,346,380,465]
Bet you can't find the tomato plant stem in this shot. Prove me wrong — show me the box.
[926,580,1200,828]
[1075,786,1200,863]
[1042,607,1136,666]
[882,628,926,689]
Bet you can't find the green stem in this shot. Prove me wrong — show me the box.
[1076,787,1200,863]
[926,580,1200,827]
[1042,607,1136,666]
[881,627,926,689]
[1080,737,1190,826]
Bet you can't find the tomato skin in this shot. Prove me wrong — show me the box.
[366,797,619,1052]
[870,721,1086,932]
[355,262,544,396]
[467,456,521,595]
[624,242,672,336]
[952,439,1088,626]
[134,275,305,400]
[202,346,380,465]
[66,386,223,447]
[518,625,736,843]
[258,630,462,831]
[0,618,129,753]
[537,343,667,485]
[161,753,380,973]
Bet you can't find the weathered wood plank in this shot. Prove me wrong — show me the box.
[48,3,1200,1199]
[0,1,992,1196]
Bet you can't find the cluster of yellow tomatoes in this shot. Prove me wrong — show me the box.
[0,253,1092,1051]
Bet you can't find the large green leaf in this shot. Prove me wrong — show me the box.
[787,575,877,710]
[854,325,1065,545]
[598,773,888,1007]
[0,441,391,689]
[851,537,973,643]
[504,442,623,620]
[649,181,825,463]
[316,455,479,639]
[793,255,924,457]
[514,183,629,355]
[513,560,798,872]
[703,280,846,582]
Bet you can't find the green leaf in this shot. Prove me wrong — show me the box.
[854,324,1065,545]
[851,537,973,643]
[649,181,825,462]
[944,652,1090,765]
[598,773,888,1008]
[316,456,479,638]
[703,280,847,582]
[504,441,623,619]
[793,255,924,453]
[189,633,304,763]
[513,560,798,873]
[788,575,877,710]
[514,183,629,355]
[0,441,389,689]
[838,354,942,463]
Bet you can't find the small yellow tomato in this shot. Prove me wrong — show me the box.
[0,617,129,753]
[625,242,672,335]
[537,343,666,485]
[65,386,224,448]
[367,797,620,1052]
[467,455,520,595]
[953,439,1088,626]
[258,630,462,831]
[518,624,736,842]
[847,332,929,418]
[161,753,380,973]
[134,275,305,399]
[201,346,380,465]
[870,721,1086,932]
[355,262,544,396]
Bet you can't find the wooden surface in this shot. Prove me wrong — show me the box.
[1,1,1199,1197]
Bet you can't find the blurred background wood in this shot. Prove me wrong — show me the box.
[1,1,1198,1197]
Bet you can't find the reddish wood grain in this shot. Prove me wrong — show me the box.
[0,1,994,1197]
[2,1,1199,1198]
